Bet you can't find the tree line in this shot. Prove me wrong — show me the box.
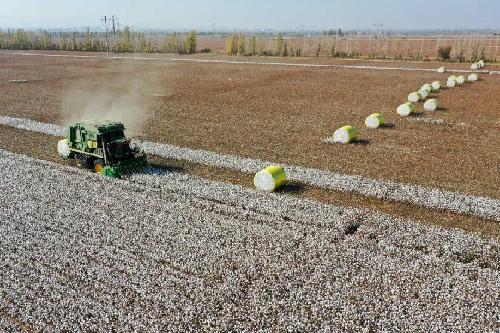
[225,33,355,58]
[0,28,198,54]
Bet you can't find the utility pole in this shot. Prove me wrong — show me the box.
[112,15,117,57]
[102,15,109,59]
[102,15,118,59]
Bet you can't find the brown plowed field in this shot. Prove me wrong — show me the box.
[1,51,498,199]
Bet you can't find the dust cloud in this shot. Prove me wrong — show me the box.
[61,65,168,136]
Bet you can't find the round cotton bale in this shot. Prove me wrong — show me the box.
[333,125,358,144]
[447,79,457,88]
[408,92,422,103]
[479,60,485,67]
[419,88,430,99]
[365,113,385,129]
[471,63,479,70]
[431,81,441,91]
[437,67,446,73]
[57,139,71,159]
[254,165,287,192]
[448,75,457,81]
[467,73,478,82]
[456,75,466,85]
[421,83,433,92]
[397,102,415,117]
[424,99,438,111]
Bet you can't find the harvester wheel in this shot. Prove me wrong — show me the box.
[94,160,105,174]
[77,156,93,169]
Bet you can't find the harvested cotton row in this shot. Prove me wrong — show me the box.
[437,66,446,73]
[408,92,422,103]
[419,88,430,99]
[467,73,478,82]
[456,75,466,85]
[447,79,457,88]
[397,102,415,117]
[421,84,433,92]
[431,81,441,91]
[424,99,438,111]
[365,113,385,129]
[254,165,287,192]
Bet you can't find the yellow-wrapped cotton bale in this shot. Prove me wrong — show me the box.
[408,92,422,103]
[431,81,441,91]
[419,88,430,99]
[421,83,433,92]
[467,73,478,82]
[397,102,415,117]
[332,125,358,144]
[456,75,466,85]
[365,113,385,129]
[424,99,438,111]
[447,78,457,88]
[254,165,287,192]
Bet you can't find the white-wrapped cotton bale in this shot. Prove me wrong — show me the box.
[365,113,385,129]
[408,92,422,103]
[479,60,485,67]
[332,125,358,144]
[467,73,478,82]
[447,79,457,88]
[424,99,438,111]
[421,83,433,92]
[431,81,441,91]
[437,67,446,73]
[254,165,287,192]
[448,75,457,81]
[397,102,415,117]
[471,63,479,70]
[419,88,430,99]
[456,75,466,85]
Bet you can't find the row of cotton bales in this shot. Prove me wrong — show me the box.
[254,65,483,192]
[398,81,441,116]
[397,73,480,117]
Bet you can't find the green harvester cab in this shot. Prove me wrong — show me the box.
[57,120,147,178]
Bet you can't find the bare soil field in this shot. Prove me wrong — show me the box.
[0,51,498,200]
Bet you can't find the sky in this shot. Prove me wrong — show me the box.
[0,0,499,31]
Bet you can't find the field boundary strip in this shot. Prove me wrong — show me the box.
[4,51,495,74]
[0,115,498,221]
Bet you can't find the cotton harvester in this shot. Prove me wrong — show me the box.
[57,121,147,178]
